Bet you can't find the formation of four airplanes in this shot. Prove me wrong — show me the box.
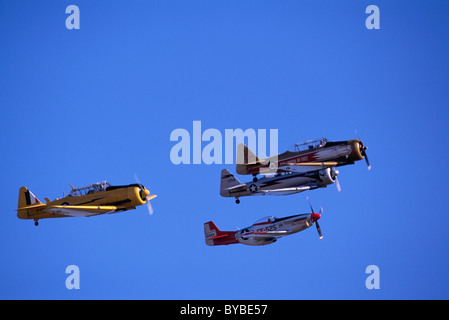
[16,137,370,246]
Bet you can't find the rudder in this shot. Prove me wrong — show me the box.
[204,221,238,246]
[220,169,243,197]
[18,186,41,209]
[17,187,43,220]
[236,143,260,175]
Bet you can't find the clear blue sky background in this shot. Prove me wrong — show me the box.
[1,0,448,299]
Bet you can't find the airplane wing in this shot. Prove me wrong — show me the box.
[255,186,311,196]
[277,162,338,173]
[242,230,289,241]
[44,205,118,217]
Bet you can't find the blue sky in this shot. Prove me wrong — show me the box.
[1,0,448,299]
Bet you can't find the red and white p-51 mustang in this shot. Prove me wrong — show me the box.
[204,200,324,246]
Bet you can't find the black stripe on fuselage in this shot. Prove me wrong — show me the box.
[106,184,142,191]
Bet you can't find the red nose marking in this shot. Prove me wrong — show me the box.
[310,213,321,221]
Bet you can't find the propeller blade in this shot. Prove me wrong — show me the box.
[306,196,314,213]
[146,198,154,215]
[335,176,342,192]
[365,152,371,170]
[315,221,323,239]
[355,130,371,170]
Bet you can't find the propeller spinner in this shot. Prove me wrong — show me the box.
[135,174,157,215]
[307,197,324,239]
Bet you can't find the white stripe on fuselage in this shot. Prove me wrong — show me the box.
[278,145,352,166]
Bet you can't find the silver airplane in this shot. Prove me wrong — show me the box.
[204,200,324,246]
[220,166,340,204]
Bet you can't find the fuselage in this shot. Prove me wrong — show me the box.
[204,212,321,246]
[236,214,319,246]
[221,167,337,198]
[17,184,148,220]
[239,139,365,176]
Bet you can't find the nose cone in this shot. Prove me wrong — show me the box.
[139,188,150,201]
[310,213,321,221]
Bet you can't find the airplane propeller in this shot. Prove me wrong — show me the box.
[361,144,371,170]
[331,167,341,192]
[307,197,324,239]
[355,129,371,170]
[134,174,156,215]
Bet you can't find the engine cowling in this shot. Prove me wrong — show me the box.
[318,168,337,185]
[348,139,365,161]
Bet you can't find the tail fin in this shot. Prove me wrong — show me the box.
[18,187,42,208]
[220,169,243,197]
[236,143,260,175]
[204,221,239,246]
[17,187,43,219]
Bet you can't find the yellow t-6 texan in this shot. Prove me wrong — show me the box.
[16,181,157,226]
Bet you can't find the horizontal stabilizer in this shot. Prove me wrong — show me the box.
[16,203,46,211]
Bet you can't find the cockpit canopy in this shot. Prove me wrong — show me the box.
[287,138,327,153]
[68,181,111,197]
[253,216,278,225]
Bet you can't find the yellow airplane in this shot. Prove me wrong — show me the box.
[16,181,156,226]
